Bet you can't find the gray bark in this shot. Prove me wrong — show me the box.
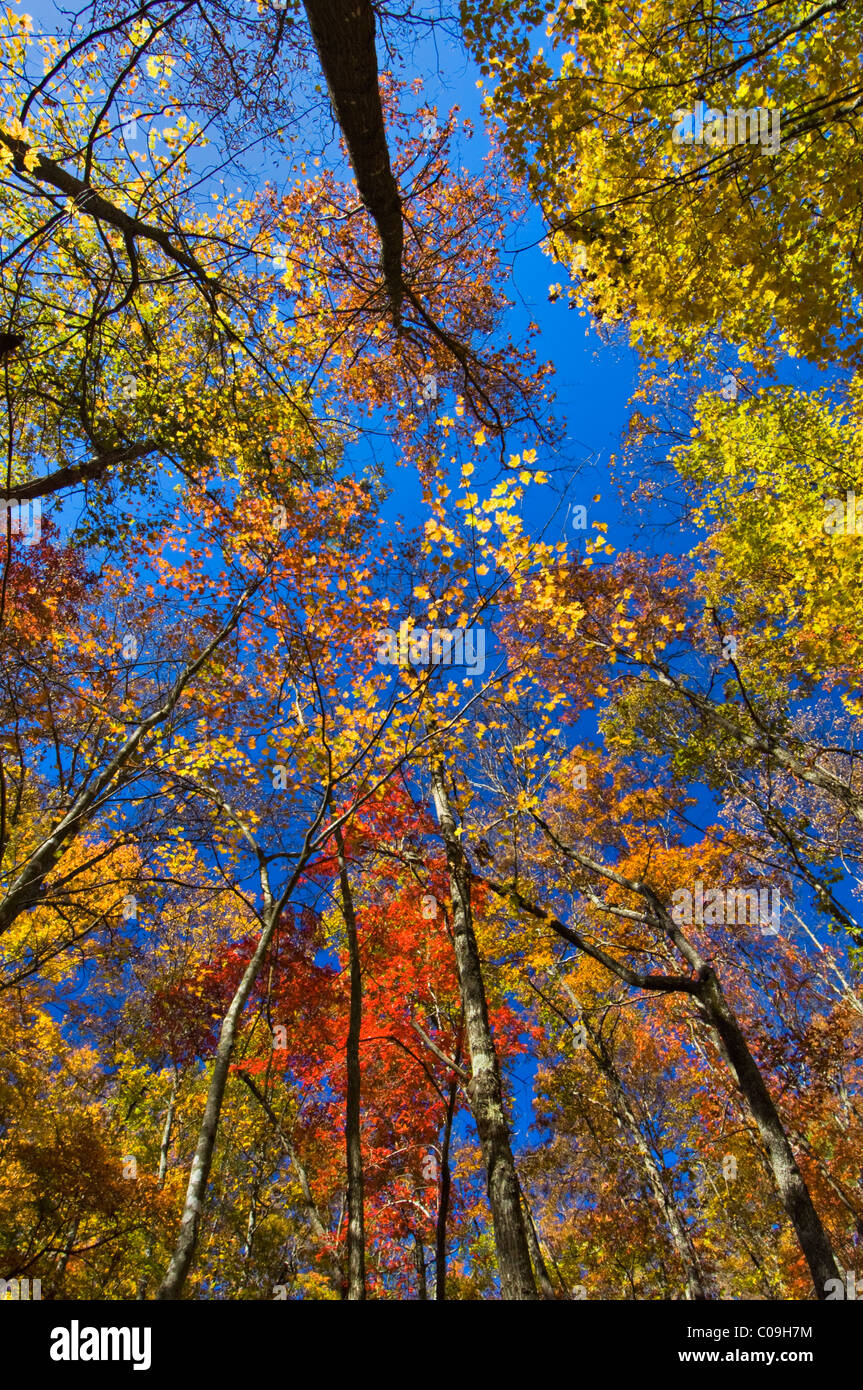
[585,1016,710,1300]
[698,967,841,1298]
[430,762,538,1299]
[335,823,366,1299]
[434,1025,461,1301]
[482,869,841,1298]
[157,1078,178,1190]
[414,1232,428,1300]
[237,1069,343,1295]
[521,1187,558,1299]
[156,899,284,1299]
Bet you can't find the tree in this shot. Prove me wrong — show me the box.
[464,0,863,368]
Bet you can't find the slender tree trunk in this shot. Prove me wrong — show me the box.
[138,1077,179,1298]
[302,0,403,320]
[414,1232,428,1300]
[244,1179,259,1267]
[588,1024,710,1300]
[0,585,256,937]
[237,1070,343,1294]
[54,1217,79,1286]
[157,1077,178,1189]
[698,967,840,1297]
[488,869,841,1300]
[520,1187,558,1299]
[335,823,366,1300]
[434,1025,462,1301]
[157,903,283,1299]
[551,975,706,1297]
[430,762,537,1299]
[157,775,331,1301]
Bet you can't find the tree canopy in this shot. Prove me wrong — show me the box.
[0,0,861,1317]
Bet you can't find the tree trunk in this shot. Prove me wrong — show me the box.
[335,823,366,1300]
[520,1187,558,1299]
[486,867,842,1300]
[54,1217,79,1286]
[302,0,403,321]
[430,762,538,1299]
[157,904,283,1299]
[138,1077,179,1298]
[414,1233,428,1300]
[434,1025,461,1301]
[237,1069,343,1295]
[698,967,840,1298]
[589,1023,710,1300]
[157,1077,178,1189]
[0,585,255,937]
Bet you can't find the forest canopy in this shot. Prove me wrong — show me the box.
[1,0,861,1311]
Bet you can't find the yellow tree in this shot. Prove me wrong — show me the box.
[464,0,863,369]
